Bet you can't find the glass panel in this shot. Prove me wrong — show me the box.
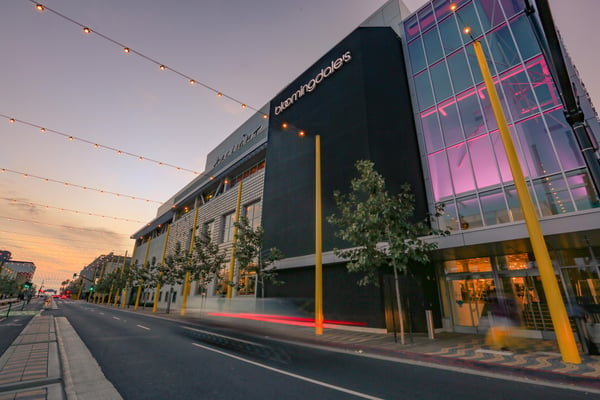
[490,131,512,182]
[465,44,483,84]
[422,27,444,65]
[457,88,487,138]
[510,15,540,61]
[566,170,600,211]
[420,108,444,153]
[456,195,484,230]
[438,16,462,55]
[523,56,560,112]
[428,150,454,201]
[500,66,539,120]
[408,38,427,73]
[467,134,501,189]
[480,189,510,225]
[533,174,574,216]
[418,3,436,34]
[514,114,561,178]
[473,0,498,31]
[430,60,453,102]
[456,2,483,38]
[447,50,473,95]
[499,0,524,20]
[505,185,524,221]
[438,99,464,146]
[448,278,495,327]
[498,253,530,271]
[449,146,477,189]
[486,24,519,74]
[545,109,585,170]
[433,0,468,22]
[414,71,435,110]
[437,200,459,232]
[404,15,420,42]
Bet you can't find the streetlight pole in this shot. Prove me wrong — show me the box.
[469,36,580,364]
[315,134,323,335]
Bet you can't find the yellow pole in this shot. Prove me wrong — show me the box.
[108,255,121,306]
[96,262,106,304]
[121,249,133,309]
[75,275,83,300]
[181,206,200,316]
[135,236,152,310]
[315,134,323,335]
[472,40,580,364]
[226,181,243,299]
[154,225,171,313]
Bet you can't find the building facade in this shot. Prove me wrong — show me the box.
[129,0,600,338]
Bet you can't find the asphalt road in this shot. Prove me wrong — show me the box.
[47,300,596,400]
[0,300,37,354]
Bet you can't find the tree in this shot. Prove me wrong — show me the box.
[0,276,19,298]
[191,232,225,301]
[234,216,283,298]
[161,242,186,313]
[327,160,445,344]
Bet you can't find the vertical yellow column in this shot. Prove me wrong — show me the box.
[226,181,243,299]
[154,225,171,313]
[315,134,323,335]
[181,206,200,316]
[135,236,152,310]
[120,250,132,308]
[472,40,580,364]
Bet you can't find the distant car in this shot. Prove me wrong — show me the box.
[53,294,60,298]
[60,295,67,299]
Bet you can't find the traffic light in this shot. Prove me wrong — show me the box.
[89,286,95,292]
[73,273,77,279]
[23,281,32,289]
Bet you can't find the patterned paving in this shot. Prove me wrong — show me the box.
[0,314,61,400]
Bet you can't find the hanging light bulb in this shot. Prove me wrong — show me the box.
[159,65,166,71]
[262,114,268,119]
[189,79,196,85]
[9,118,15,123]
[40,128,46,133]
[217,92,223,97]
[36,4,44,11]
[83,27,91,34]
[241,104,247,109]
[123,47,130,53]
[68,136,74,141]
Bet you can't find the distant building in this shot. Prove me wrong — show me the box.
[2,260,35,284]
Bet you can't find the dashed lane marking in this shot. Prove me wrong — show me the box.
[136,325,150,330]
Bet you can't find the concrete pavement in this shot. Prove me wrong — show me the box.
[0,298,599,399]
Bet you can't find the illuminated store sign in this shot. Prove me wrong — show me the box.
[274,51,352,116]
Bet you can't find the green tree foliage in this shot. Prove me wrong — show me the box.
[191,232,225,296]
[327,160,443,285]
[0,276,20,297]
[161,242,187,313]
[234,216,283,297]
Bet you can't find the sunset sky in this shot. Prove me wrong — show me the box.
[1,0,597,291]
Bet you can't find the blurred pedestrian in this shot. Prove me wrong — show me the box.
[485,291,520,350]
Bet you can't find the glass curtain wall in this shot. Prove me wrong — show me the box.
[403,0,599,233]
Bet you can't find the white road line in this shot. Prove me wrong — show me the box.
[191,342,383,400]
[99,312,104,315]
[182,326,265,347]
[137,324,150,330]
[112,316,120,320]
[475,349,513,356]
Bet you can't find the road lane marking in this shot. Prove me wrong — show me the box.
[137,324,150,330]
[182,326,265,347]
[112,316,120,320]
[191,342,383,400]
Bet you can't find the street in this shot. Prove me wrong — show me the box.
[41,300,596,400]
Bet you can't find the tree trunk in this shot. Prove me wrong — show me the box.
[166,287,173,314]
[393,265,405,345]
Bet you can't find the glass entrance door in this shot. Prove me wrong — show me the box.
[448,278,494,332]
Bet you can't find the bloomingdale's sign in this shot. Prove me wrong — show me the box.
[274,50,352,116]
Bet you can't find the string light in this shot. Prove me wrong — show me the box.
[1,198,145,223]
[1,114,199,174]
[36,4,44,11]
[0,168,162,204]
[28,1,266,117]
[0,215,133,234]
